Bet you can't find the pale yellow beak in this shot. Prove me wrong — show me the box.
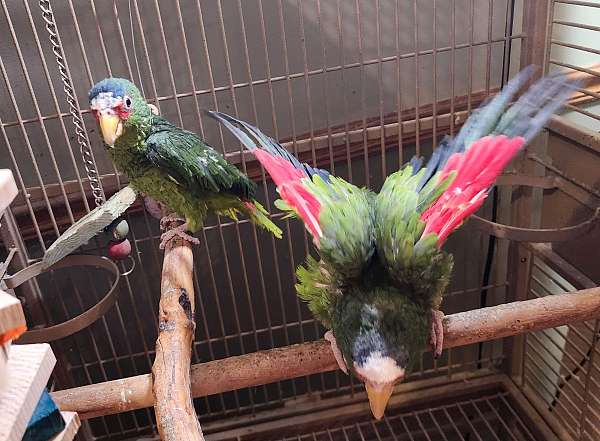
[365,382,395,420]
[98,114,123,147]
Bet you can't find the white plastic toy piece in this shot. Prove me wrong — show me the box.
[0,169,18,216]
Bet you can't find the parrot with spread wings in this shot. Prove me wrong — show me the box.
[207,67,578,420]
[87,78,281,249]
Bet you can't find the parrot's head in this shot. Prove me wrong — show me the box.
[89,78,153,147]
[333,287,430,420]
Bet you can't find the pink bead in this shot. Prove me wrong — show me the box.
[108,239,131,260]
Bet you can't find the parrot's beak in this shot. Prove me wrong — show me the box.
[98,114,123,147]
[365,381,395,420]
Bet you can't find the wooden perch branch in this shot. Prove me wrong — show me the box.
[52,286,600,419]
[152,224,204,441]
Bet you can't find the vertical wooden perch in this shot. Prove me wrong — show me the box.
[152,222,204,441]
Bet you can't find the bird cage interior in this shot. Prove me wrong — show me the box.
[0,1,599,441]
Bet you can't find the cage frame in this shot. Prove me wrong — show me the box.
[1,0,599,440]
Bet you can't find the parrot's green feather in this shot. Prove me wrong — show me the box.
[276,174,376,280]
[296,256,340,329]
[305,175,376,280]
[286,175,376,328]
[373,165,454,306]
[294,165,453,326]
[247,199,282,238]
[90,78,281,238]
[210,69,579,390]
[331,283,430,374]
[145,117,255,199]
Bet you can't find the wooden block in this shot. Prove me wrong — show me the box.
[49,413,80,441]
[0,344,56,441]
[0,169,18,215]
[0,293,26,386]
[0,291,26,344]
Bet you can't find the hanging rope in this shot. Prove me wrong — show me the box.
[39,0,105,208]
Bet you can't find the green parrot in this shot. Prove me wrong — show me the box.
[88,78,282,248]
[208,67,578,420]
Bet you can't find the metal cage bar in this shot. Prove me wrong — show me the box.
[0,1,598,440]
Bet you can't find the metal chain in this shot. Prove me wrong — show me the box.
[39,0,105,208]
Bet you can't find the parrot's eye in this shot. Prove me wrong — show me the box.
[124,96,132,109]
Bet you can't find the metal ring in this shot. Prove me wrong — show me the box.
[469,174,600,242]
[119,255,136,277]
[4,255,121,343]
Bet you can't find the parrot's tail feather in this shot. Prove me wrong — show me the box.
[420,135,525,246]
[244,200,283,239]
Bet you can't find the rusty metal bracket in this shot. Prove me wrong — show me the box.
[470,174,600,242]
[3,254,121,343]
[0,247,17,282]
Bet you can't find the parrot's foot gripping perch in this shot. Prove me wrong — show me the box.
[324,330,348,374]
[430,309,445,359]
[159,216,200,249]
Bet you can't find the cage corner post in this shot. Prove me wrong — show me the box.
[152,220,204,441]
[504,0,554,384]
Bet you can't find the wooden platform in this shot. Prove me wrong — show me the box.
[0,344,56,441]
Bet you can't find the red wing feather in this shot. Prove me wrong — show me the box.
[253,149,323,242]
[421,135,525,245]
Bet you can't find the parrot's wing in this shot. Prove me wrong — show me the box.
[375,68,579,297]
[41,186,137,269]
[205,111,331,181]
[145,117,255,199]
[414,68,581,248]
[208,111,375,281]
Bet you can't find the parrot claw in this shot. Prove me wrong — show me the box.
[430,309,445,359]
[159,215,186,230]
[324,330,348,375]
[159,216,200,249]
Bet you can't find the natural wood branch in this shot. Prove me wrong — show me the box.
[52,286,600,420]
[152,224,204,441]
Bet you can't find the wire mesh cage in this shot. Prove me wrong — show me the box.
[0,1,599,441]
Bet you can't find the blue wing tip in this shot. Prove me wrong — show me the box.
[409,156,424,174]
